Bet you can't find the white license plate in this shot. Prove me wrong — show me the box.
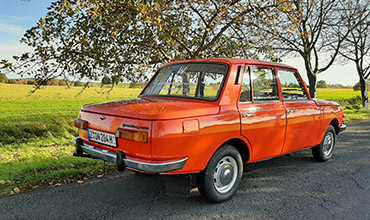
[88,129,117,147]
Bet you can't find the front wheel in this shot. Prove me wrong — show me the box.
[197,144,243,203]
[312,125,336,162]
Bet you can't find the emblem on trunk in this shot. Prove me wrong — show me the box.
[100,116,105,120]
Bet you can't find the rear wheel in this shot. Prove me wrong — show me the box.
[312,125,336,162]
[197,144,243,203]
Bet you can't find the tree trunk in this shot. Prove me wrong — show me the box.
[307,71,317,99]
[359,76,369,111]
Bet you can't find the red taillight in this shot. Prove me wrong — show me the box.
[73,119,88,130]
[116,129,148,143]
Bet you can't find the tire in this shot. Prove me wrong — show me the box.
[312,125,336,162]
[197,144,243,203]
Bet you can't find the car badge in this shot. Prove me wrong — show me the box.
[99,116,105,120]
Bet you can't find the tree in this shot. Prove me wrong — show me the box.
[101,76,111,85]
[1,0,282,92]
[353,81,370,91]
[340,0,370,111]
[317,80,328,88]
[0,73,8,83]
[254,0,363,98]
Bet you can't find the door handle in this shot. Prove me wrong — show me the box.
[287,109,296,113]
[242,113,256,118]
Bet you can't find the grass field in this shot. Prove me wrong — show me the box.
[0,83,369,196]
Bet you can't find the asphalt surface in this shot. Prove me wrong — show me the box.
[1,120,370,220]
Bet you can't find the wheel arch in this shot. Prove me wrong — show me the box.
[329,118,339,134]
[223,138,251,163]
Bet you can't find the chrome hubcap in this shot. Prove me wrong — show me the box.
[213,156,238,193]
[323,132,334,156]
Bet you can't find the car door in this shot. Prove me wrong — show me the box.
[238,65,286,162]
[277,69,322,154]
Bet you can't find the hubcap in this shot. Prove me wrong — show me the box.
[323,132,334,156]
[213,156,238,193]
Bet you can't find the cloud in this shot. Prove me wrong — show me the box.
[3,15,32,21]
[0,23,25,37]
[0,42,32,60]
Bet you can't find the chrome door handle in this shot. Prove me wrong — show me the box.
[287,109,296,113]
[242,113,256,118]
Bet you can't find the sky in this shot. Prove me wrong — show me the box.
[0,0,362,86]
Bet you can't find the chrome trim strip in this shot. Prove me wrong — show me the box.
[80,142,117,163]
[125,157,188,173]
[339,124,347,133]
[76,140,188,173]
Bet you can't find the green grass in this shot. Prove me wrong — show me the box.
[0,83,140,196]
[0,84,369,196]
[316,88,370,123]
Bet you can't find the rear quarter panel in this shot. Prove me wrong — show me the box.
[151,106,247,174]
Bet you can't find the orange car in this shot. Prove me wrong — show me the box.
[73,58,346,202]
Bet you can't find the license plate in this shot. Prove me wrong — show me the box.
[88,129,117,147]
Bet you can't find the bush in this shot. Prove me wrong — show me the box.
[353,81,370,91]
[73,81,84,86]
[7,79,16,84]
[317,80,328,88]
[48,78,60,86]
[129,82,146,88]
[0,73,8,83]
[101,76,111,84]
[58,80,67,86]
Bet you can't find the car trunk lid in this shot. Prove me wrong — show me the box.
[81,97,220,120]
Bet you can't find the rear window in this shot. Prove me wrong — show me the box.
[141,62,228,101]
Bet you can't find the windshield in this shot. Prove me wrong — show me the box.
[141,62,228,101]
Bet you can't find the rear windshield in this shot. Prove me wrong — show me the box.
[141,62,228,101]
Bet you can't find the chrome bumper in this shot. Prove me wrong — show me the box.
[339,124,347,133]
[73,138,188,173]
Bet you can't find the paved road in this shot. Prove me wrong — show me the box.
[1,120,370,220]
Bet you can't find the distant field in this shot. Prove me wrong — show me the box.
[0,83,369,196]
[316,88,364,100]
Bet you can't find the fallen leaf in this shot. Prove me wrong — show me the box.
[10,191,14,195]
[97,175,103,178]
[13,187,20,193]
[0,180,5,184]
[29,184,35,189]
[55,183,62,186]
[77,180,84,184]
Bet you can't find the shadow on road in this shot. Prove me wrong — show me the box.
[1,120,370,220]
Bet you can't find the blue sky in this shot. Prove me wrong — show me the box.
[0,0,52,52]
[0,0,361,86]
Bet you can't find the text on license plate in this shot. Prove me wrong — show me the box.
[88,129,117,147]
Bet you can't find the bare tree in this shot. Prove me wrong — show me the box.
[254,0,358,98]
[340,0,370,111]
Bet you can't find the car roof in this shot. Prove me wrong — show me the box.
[163,58,297,71]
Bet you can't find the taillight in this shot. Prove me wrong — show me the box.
[116,129,148,143]
[73,119,88,130]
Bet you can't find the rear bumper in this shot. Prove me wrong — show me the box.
[339,124,347,133]
[73,138,188,173]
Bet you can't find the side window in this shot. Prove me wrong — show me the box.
[251,67,279,102]
[239,67,251,103]
[278,69,309,100]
